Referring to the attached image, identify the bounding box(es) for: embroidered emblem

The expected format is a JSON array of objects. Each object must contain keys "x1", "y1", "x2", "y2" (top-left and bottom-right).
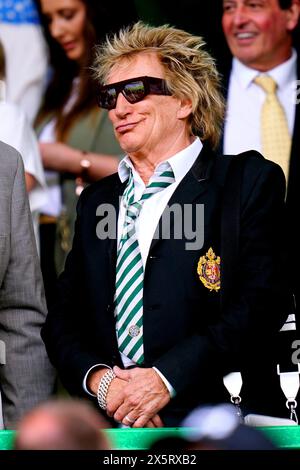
[
  {"x1": 128, "y1": 325, "x2": 141, "y2": 337},
  {"x1": 197, "y1": 247, "x2": 221, "y2": 292}
]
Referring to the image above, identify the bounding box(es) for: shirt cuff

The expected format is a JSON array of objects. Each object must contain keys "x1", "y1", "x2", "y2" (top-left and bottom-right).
[
  {"x1": 83, "y1": 363, "x2": 111, "y2": 397},
  {"x1": 153, "y1": 367, "x2": 176, "y2": 398}
]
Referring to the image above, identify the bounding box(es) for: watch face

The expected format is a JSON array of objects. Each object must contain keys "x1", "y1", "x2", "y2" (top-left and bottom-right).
[{"x1": 81, "y1": 158, "x2": 91, "y2": 169}]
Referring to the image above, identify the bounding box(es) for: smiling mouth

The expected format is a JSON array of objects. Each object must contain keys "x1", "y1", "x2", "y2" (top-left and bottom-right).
[{"x1": 234, "y1": 32, "x2": 257, "y2": 41}]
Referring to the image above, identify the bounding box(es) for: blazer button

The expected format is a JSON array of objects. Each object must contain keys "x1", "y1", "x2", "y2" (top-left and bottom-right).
[{"x1": 106, "y1": 304, "x2": 111, "y2": 311}]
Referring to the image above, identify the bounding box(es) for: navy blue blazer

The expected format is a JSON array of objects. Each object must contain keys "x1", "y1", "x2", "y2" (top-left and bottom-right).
[{"x1": 42, "y1": 146, "x2": 288, "y2": 425}]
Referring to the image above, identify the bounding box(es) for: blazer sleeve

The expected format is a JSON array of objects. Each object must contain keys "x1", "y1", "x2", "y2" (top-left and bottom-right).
[
  {"x1": 153, "y1": 158, "x2": 288, "y2": 395},
  {"x1": 41, "y1": 186, "x2": 111, "y2": 396},
  {"x1": 0, "y1": 148, "x2": 55, "y2": 429}
]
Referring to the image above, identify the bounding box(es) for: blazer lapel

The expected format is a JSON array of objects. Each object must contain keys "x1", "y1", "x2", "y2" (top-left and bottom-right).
[
  {"x1": 105, "y1": 178, "x2": 127, "y2": 301},
  {"x1": 218, "y1": 60, "x2": 231, "y2": 154},
  {"x1": 149, "y1": 145, "x2": 216, "y2": 252}
]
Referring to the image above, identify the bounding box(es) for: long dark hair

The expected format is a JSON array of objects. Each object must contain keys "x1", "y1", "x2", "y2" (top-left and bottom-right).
[{"x1": 35, "y1": 0, "x2": 137, "y2": 139}]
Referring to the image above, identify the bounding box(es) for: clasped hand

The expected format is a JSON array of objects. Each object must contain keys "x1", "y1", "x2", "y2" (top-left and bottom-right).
[{"x1": 105, "y1": 366, "x2": 170, "y2": 428}]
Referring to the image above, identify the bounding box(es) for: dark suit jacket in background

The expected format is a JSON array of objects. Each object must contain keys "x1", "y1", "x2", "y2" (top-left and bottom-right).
[
  {"x1": 220, "y1": 57, "x2": 300, "y2": 330},
  {"x1": 42, "y1": 146, "x2": 289, "y2": 426}
]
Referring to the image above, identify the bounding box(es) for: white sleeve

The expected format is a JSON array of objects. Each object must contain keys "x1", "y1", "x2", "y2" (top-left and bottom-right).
[
  {"x1": 83, "y1": 364, "x2": 111, "y2": 397},
  {"x1": 0, "y1": 102, "x2": 48, "y2": 212},
  {"x1": 0, "y1": 23, "x2": 48, "y2": 124},
  {"x1": 153, "y1": 367, "x2": 176, "y2": 398}
]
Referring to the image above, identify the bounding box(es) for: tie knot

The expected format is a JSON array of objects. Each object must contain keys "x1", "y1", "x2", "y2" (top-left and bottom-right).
[
  {"x1": 122, "y1": 164, "x2": 175, "y2": 220},
  {"x1": 254, "y1": 74, "x2": 277, "y2": 94},
  {"x1": 142, "y1": 166, "x2": 175, "y2": 201}
]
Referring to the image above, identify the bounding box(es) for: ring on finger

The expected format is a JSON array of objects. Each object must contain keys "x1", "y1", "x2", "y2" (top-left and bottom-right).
[{"x1": 124, "y1": 415, "x2": 136, "y2": 424}]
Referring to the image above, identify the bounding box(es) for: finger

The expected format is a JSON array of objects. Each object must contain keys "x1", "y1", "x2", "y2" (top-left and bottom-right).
[
  {"x1": 144, "y1": 419, "x2": 155, "y2": 428},
  {"x1": 151, "y1": 414, "x2": 164, "y2": 427},
  {"x1": 123, "y1": 414, "x2": 137, "y2": 427},
  {"x1": 106, "y1": 395, "x2": 124, "y2": 418},
  {"x1": 113, "y1": 366, "x2": 131, "y2": 381},
  {"x1": 113, "y1": 403, "x2": 133, "y2": 423},
  {"x1": 132, "y1": 414, "x2": 150, "y2": 428}
]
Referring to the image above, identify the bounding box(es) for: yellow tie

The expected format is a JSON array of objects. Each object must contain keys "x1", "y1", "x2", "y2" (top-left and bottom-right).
[{"x1": 254, "y1": 74, "x2": 291, "y2": 182}]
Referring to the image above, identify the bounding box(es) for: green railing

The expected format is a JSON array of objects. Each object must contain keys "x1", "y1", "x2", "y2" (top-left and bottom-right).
[{"x1": 1, "y1": 426, "x2": 300, "y2": 450}]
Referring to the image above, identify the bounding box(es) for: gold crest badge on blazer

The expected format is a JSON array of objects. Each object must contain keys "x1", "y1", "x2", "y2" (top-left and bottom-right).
[{"x1": 197, "y1": 247, "x2": 220, "y2": 292}]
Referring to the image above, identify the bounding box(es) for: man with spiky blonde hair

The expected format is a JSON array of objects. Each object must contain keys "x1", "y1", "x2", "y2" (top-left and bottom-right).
[{"x1": 43, "y1": 22, "x2": 289, "y2": 427}]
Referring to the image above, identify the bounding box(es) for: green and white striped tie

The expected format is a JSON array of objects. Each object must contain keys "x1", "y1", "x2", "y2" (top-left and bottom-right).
[{"x1": 115, "y1": 165, "x2": 175, "y2": 364}]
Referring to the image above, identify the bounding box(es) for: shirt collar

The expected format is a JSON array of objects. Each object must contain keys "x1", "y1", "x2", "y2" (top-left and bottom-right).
[
  {"x1": 118, "y1": 137, "x2": 203, "y2": 184},
  {"x1": 232, "y1": 48, "x2": 297, "y2": 91}
]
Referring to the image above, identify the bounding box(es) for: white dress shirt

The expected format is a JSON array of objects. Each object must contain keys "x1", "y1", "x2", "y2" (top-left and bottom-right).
[
  {"x1": 83, "y1": 137, "x2": 203, "y2": 397},
  {"x1": 223, "y1": 50, "x2": 297, "y2": 156}
]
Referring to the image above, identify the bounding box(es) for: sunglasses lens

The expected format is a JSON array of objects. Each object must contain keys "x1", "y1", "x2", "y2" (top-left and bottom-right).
[
  {"x1": 99, "y1": 88, "x2": 117, "y2": 110},
  {"x1": 123, "y1": 80, "x2": 146, "y2": 103},
  {"x1": 98, "y1": 77, "x2": 168, "y2": 109}
]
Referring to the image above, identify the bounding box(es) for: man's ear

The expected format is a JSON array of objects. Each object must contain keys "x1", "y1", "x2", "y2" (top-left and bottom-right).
[
  {"x1": 177, "y1": 98, "x2": 193, "y2": 120},
  {"x1": 286, "y1": 0, "x2": 300, "y2": 32}
]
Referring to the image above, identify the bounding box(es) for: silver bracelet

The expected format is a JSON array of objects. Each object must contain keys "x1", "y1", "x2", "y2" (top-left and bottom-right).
[{"x1": 97, "y1": 369, "x2": 116, "y2": 410}]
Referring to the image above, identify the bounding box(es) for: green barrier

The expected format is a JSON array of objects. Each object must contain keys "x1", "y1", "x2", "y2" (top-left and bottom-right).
[
  {"x1": 0, "y1": 431, "x2": 15, "y2": 450},
  {"x1": 260, "y1": 426, "x2": 300, "y2": 449},
  {"x1": 1, "y1": 427, "x2": 300, "y2": 450}
]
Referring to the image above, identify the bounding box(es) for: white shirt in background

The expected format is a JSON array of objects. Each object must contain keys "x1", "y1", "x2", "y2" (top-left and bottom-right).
[
  {"x1": 0, "y1": 23, "x2": 48, "y2": 124},
  {"x1": 223, "y1": 50, "x2": 297, "y2": 156}
]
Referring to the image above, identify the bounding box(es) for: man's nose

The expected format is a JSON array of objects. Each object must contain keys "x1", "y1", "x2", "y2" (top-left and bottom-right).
[
  {"x1": 114, "y1": 92, "x2": 132, "y2": 116},
  {"x1": 232, "y1": 5, "x2": 249, "y2": 27}
]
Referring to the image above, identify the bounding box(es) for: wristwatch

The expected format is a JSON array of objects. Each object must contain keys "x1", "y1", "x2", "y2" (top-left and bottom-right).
[{"x1": 80, "y1": 157, "x2": 91, "y2": 177}]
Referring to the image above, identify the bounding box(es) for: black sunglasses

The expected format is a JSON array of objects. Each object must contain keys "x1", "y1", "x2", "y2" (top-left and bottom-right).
[{"x1": 98, "y1": 76, "x2": 172, "y2": 110}]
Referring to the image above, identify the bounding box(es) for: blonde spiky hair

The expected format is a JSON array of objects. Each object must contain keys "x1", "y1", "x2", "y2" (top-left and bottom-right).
[{"x1": 93, "y1": 21, "x2": 225, "y2": 149}]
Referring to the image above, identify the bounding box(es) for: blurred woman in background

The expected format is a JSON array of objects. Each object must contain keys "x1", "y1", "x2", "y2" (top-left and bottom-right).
[{"x1": 35, "y1": 0, "x2": 137, "y2": 306}]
